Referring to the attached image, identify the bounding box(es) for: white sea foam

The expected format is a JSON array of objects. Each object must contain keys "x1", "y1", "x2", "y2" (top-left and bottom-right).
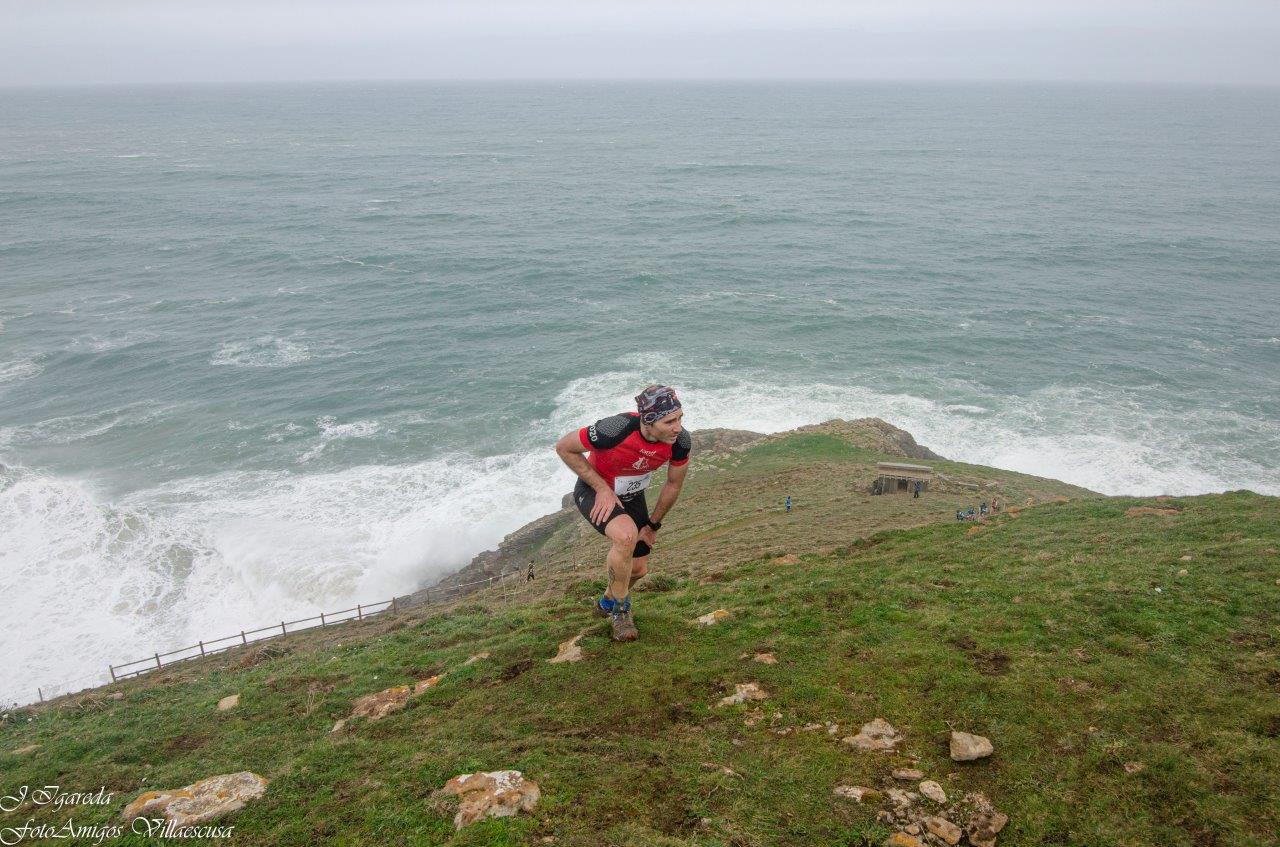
[
  {"x1": 0, "y1": 448, "x2": 571, "y2": 705},
  {"x1": 0, "y1": 358, "x2": 42, "y2": 387},
  {"x1": 297, "y1": 416, "x2": 382, "y2": 463},
  {"x1": 211, "y1": 337, "x2": 311, "y2": 368}
]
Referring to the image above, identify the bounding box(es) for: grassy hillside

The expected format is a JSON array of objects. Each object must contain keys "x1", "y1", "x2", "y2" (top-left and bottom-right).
[{"x1": 3, "y1": 430, "x2": 1278, "y2": 846}]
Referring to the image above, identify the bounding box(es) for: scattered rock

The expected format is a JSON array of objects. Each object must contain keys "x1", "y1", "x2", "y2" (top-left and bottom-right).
[
  {"x1": 350, "y1": 685, "x2": 413, "y2": 721},
  {"x1": 463, "y1": 652, "x2": 490, "y2": 665},
  {"x1": 330, "y1": 719, "x2": 346, "y2": 734},
  {"x1": 892, "y1": 768, "x2": 924, "y2": 781},
  {"x1": 904, "y1": 823, "x2": 921, "y2": 835},
  {"x1": 121, "y1": 772, "x2": 268, "y2": 827},
  {"x1": 717, "y1": 682, "x2": 768, "y2": 707},
  {"x1": 1125, "y1": 507, "x2": 1179, "y2": 518},
  {"x1": 110, "y1": 692, "x2": 125, "y2": 701},
  {"x1": 886, "y1": 787, "x2": 920, "y2": 807},
  {"x1": 753, "y1": 652, "x2": 777, "y2": 664},
  {"x1": 1179, "y1": 555, "x2": 1193, "y2": 561},
  {"x1": 10, "y1": 744, "x2": 40, "y2": 756},
  {"x1": 884, "y1": 833, "x2": 925, "y2": 847},
  {"x1": 919, "y1": 780, "x2": 947, "y2": 804},
  {"x1": 701, "y1": 762, "x2": 741, "y2": 778},
  {"x1": 697, "y1": 609, "x2": 731, "y2": 626},
  {"x1": 1177, "y1": 568, "x2": 1189, "y2": 577},
  {"x1": 843, "y1": 718, "x2": 903, "y2": 751},
  {"x1": 968, "y1": 810, "x2": 1009, "y2": 847},
  {"x1": 1123, "y1": 761, "x2": 1146, "y2": 774},
  {"x1": 548, "y1": 632, "x2": 587, "y2": 664},
  {"x1": 414, "y1": 676, "x2": 443, "y2": 693},
  {"x1": 827, "y1": 722, "x2": 839, "y2": 735},
  {"x1": 924, "y1": 816, "x2": 963, "y2": 845},
  {"x1": 435, "y1": 770, "x2": 540, "y2": 830},
  {"x1": 949, "y1": 731, "x2": 994, "y2": 761},
  {"x1": 773, "y1": 554, "x2": 800, "y2": 565},
  {"x1": 216, "y1": 694, "x2": 239, "y2": 711},
  {"x1": 833, "y1": 785, "x2": 882, "y2": 804},
  {"x1": 1011, "y1": 596, "x2": 1023, "y2": 604}
]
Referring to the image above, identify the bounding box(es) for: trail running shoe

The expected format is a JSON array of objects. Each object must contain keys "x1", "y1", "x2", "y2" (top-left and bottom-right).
[
  {"x1": 611, "y1": 609, "x2": 639, "y2": 642},
  {"x1": 595, "y1": 595, "x2": 630, "y2": 618}
]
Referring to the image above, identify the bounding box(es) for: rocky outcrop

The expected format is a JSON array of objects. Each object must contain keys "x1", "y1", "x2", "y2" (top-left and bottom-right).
[
  {"x1": 435, "y1": 770, "x2": 540, "y2": 829},
  {"x1": 121, "y1": 772, "x2": 268, "y2": 826},
  {"x1": 788, "y1": 418, "x2": 944, "y2": 460}
]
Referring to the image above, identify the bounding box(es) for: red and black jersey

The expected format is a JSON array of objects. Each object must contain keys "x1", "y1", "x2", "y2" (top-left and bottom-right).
[{"x1": 578, "y1": 412, "x2": 691, "y2": 499}]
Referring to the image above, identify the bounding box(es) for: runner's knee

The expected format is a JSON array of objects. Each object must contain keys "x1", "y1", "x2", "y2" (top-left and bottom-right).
[{"x1": 606, "y1": 517, "x2": 638, "y2": 548}]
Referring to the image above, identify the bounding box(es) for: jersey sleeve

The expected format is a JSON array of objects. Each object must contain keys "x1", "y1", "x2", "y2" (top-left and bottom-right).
[
  {"x1": 670, "y1": 429, "x2": 691, "y2": 465},
  {"x1": 578, "y1": 414, "x2": 635, "y2": 450}
]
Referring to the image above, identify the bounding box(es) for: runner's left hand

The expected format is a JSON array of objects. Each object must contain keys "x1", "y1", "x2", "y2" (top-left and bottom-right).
[{"x1": 638, "y1": 525, "x2": 657, "y2": 547}]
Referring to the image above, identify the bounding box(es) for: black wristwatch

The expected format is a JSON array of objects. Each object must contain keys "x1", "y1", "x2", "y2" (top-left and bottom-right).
[{"x1": 648, "y1": 520, "x2": 662, "y2": 531}]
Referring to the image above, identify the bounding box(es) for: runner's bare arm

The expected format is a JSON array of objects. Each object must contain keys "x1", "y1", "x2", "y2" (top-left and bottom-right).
[
  {"x1": 648, "y1": 460, "x2": 688, "y2": 526},
  {"x1": 554, "y1": 431, "x2": 612, "y2": 494}
]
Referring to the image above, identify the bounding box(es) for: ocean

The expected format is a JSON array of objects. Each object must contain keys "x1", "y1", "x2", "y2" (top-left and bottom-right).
[{"x1": 1, "y1": 82, "x2": 1277, "y2": 704}]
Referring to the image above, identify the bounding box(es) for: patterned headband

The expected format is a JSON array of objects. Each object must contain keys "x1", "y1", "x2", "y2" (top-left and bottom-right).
[{"x1": 635, "y1": 385, "x2": 681, "y2": 424}]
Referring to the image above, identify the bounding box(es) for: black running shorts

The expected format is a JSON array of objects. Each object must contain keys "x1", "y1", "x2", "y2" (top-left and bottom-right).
[{"x1": 573, "y1": 479, "x2": 652, "y2": 557}]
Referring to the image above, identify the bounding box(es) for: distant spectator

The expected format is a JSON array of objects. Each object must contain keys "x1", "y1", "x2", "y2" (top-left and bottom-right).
[
  {"x1": 913, "y1": 480, "x2": 922, "y2": 499},
  {"x1": 785, "y1": 495, "x2": 791, "y2": 513},
  {"x1": 992, "y1": 497, "x2": 1001, "y2": 512},
  {"x1": 980, "y1": 502, "x2": 988, "y2": 517},
  {"x1": 956, "y1": 509, "x2": 965, "y2": 522},
  {"x1": 966, "y1": 507, "x2": 976, "y2": 521},
  {"x1": 526, "y1": 561, "x2": 535, "y2": 582}
]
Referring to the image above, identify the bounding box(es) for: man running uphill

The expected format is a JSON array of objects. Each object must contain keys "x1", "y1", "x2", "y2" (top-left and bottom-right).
[{"x1": 554, "y1": 385, "x2": 690, "y2": 642}]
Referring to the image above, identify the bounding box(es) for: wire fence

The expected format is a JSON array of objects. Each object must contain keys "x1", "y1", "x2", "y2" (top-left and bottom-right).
[{"x1": 11, "y1": 562, "x2": 566, "y2": 711}]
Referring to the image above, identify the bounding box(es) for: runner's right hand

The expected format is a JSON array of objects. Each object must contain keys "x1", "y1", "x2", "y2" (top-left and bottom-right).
[{"x1": 591, "y1": 488, "x2": 623, "y2": 524}]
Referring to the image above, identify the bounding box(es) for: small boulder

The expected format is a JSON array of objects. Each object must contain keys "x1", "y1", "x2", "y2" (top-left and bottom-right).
[
  {"x1": 919, "y1": 780, "x2": 947, "y2": 804},
  {"x1": 717, "y1": 682, "x2": 768, "y2": 707},
  {"x1": 752, "y1": 652, "x2": 777, "y2": 664},
  {"x1": 697, "y1": 609, "x2": 731, "y2": 626},
  {"x1": 121, "y1": 772, "x2": 268, "y2": 827},
  {"x1": 833, "y1": 785, "x2": 882, "y2": 804},
  {"x1": 843, "y1": 718, "x2": 902, "y2": 751},
  {"x1": 110, "y1": 692, "x2": 125, "y2": 701},
  {"x1": 435, "y1": 770, "x2": 540, "y2": 830},
  {"x1": 1123, "y1": 761, "x2": 1146, "y2": 774},
  {"x1": 10, "y1": 744, "x2": 40, "y2": 756},
  {"x1": 463, "y1": 652, "x2": 490, "y2": 665},
  {"x1": 950, "y1": 731, "x2": 993, "y2": 761},
  {"x1": 216, "y1": 694, "x2": 239, "y2": 711},
  {"x1": 892, "y1": 768, "x2": 924, "y2": 781},
  {"x1": 884, "y1": 833, "x2": 925, "y2": 847},
  {"x1": 1176, "y1": 568, "x2": 1189, "y2": 577},
  {"x1": 548, "y1": 633, "x2": 586, "y2": 664},
  {"x1": 1179, "y1": 555, "x2": 1193, "y2": 561},
  {"x1": 924, "y1": 816, "x2": 963, "y2": 845}
]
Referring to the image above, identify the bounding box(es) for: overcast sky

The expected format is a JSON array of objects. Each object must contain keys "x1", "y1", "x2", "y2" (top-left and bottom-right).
[{"x1": 3, "y1": 0, "x2": 1279, "y2": 87}]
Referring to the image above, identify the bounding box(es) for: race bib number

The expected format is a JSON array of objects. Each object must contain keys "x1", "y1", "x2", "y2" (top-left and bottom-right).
[{"x1": 613, "y1": 473, "x2": 651, "y2": 497}]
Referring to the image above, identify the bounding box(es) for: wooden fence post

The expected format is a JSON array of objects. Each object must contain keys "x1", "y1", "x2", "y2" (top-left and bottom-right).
[
  {"x1": 320, "y1": 612, "x2": 326, "y2": 627},
  {"x1": 391, "y1": 596, "x2": 398, "y2": 614},
  {"x1": 109, "y1": 665, "x2": 117, "y2": 683},
  {"x1": 198, "y1": 641, "x2": 205, "y2": 657},
  {"x1": 357, "y1": 604, "x2": 363, "y2": 621},
  {"x1": 154, "y1": 653, "x2": 162, "y2": 670},
  {"x1": 281, "y1": 621, "x2": 287, "y2": 636},
  {"x1": 240, "y1": 631, "x2": 247, "y2": 646}
]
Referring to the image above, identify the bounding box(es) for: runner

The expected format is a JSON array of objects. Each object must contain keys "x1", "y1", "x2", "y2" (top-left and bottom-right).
[{"x1": 554, "y1": 385, "x2": 691, "y2": 642}]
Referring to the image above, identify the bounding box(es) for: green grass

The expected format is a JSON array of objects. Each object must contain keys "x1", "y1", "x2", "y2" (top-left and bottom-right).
[{"x1": 3, "y1": 432, "x2": 1278, "y2": 847}]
